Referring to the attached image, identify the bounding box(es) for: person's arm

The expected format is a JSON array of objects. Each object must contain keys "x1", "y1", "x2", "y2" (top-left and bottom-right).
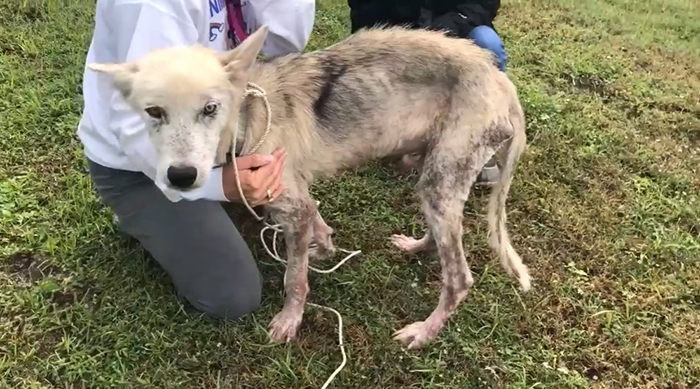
[
  {"x1": 246, "y1": 0, "x2": 316, "y2": 57},
  {"x1": 104, "y1": 0, "x2": 229, "y2": 202},
  {"x1": 429, "y1": 0, "x2": 501, "y2": 38}
]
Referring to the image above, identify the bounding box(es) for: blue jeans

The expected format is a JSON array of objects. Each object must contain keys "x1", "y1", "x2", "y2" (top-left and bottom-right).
[{"x1": 468, "y1": 25, "x2": 507, "y2": 73}]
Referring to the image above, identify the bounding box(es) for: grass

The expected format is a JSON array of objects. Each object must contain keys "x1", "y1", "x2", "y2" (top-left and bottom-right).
[{"x1": 1, "y1": 0, "x2": 699, "y2": 387}]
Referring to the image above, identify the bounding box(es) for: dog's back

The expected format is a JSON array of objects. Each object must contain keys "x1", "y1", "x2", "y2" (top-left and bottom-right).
[
  {"x1": 252, "y1": 27, "x2": 517, "y2": 173},
  {"x1": 315, "y1": 27, "x2": 504, "y2": 145}
]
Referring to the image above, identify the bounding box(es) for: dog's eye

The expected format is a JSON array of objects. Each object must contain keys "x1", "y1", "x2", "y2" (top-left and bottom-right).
[
  {"x1": 145, "y1": 106, "x2": 165, "y2": 120},
  {"x1": 202, "y1": 102, "x2": 218, "y2": 116}
]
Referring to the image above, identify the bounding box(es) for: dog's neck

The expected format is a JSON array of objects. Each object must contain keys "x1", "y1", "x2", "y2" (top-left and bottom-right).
[
  {"x1": 222, "y1": 61, "x2": 285, "y2": 159},
  {"x1": 234, "y1": 100, "x2": 249, "y2": 155},
  {"x1": 217, "y1": 55, "x2": 332, "y2": 181},
  {"x1": 214, "y1": 91, "x2": 257, "y2": 164}
]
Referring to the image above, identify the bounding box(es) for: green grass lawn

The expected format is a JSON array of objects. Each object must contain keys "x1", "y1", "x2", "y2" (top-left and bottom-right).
[{"x1": 1, "y1": 0, "x2": 699, "y2": 388}]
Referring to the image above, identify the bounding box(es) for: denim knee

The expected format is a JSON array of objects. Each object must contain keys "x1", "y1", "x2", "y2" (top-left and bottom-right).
[{"x1": 468, "y1": 25, "x2": 507, "y2": 72}]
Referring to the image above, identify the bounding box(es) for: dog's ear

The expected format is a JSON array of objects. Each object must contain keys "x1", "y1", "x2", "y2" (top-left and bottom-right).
[
  {"x1": 218, "y1": 25, "x2": 269, "y2": 81},
  {"x1": 88, "y1": 62, "x2": 139, "y2": 98}
]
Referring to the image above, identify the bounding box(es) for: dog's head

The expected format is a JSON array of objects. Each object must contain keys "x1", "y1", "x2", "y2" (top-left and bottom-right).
[{"x1": 89, "y1": 26, "x2": 269, "y2": 191}]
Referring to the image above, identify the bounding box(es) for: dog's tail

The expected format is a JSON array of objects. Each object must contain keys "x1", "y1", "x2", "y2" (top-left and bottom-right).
[{"x1": 486, "y1": 98, "x2": 531, "y2": 292}]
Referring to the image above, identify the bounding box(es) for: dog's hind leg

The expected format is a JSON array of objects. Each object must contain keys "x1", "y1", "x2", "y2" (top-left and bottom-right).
[
  {"x1": 309, "y1": 211, "x2": 336, "y2": 261},
  {"x1": 266, "y1": 192, "x2": 317, "y2": 343},
  {"x1": 397, "y1": 152, "x2": 425, "y2": 175},
  {"x1": 393, "y1": 126, "x2": 506, "y2": 350}
]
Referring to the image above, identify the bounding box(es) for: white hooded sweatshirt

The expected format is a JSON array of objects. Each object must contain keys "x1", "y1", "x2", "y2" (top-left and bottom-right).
[{"x1": 77, "y1": 0, "x2": 315, "y2": 202}]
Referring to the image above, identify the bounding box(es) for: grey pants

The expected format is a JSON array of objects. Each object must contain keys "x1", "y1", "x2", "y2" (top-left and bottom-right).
[{"x1": 87, "y1": 159, "x2": 262, "y2": 321}]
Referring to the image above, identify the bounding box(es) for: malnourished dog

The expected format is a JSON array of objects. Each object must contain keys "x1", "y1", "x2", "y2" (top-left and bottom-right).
[{"x1": 89, "y1": 25, "x2": 531, "y2": 349}]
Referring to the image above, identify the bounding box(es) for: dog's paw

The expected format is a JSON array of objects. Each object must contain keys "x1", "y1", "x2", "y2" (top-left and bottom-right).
[
  {"x1": 268, "y1": 309, "x2": 303, "y2": 344},
  {"x1": 390, "y1": 234, "x2": 427, "y2": 254},
  {"x1": 393, "y1": 321, "x2": 438, "y2": 350}
]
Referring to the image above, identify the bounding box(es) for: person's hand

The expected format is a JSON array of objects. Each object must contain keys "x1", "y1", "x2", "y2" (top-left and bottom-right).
[{"x1": 222, "y1": 147, "x2": 287, "y2": 206}]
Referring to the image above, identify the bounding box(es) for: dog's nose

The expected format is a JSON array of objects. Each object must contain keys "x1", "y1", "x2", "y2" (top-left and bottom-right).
[{"x1": 167, "y1": 165, "x2": 198, "y2": 188}]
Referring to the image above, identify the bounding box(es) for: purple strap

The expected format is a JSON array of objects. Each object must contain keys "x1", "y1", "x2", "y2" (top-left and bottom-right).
[{"x1": 225, "y1": 0, "x2": 249, "y2": 48}]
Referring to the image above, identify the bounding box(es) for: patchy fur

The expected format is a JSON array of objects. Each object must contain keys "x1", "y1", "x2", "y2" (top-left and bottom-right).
[{"x1": 89, "y1": 25, "x2": 531, "y2": 349}]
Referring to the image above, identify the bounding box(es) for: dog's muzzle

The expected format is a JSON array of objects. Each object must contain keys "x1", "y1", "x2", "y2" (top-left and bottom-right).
[{"x1": 167, "y1": 165, "x2": 198, "y2": 189}]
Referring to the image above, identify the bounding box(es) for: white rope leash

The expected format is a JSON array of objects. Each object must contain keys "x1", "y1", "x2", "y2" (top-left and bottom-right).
[
  {"x1": 232, "y1": 83, "x2": 360, "y2": 389},
  {"x1": 231, "y1": 82, "x2": 272, "y2": 223},
  {"x1": 259, "y1": 222, "x2": 362, "y2": 274},
  {"x1": 259, "y1": 221, "x2": 359, "y2": 389}
]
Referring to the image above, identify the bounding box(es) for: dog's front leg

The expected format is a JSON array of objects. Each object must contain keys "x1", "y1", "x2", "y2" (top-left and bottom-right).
[{"x1": 267, "y1": 197, "x2": 316, "y2": 343}]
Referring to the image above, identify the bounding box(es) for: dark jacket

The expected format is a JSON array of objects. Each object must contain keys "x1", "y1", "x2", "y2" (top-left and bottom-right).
[{"x1": 348, "y1": 0, "x2": 501, "y2": 38}]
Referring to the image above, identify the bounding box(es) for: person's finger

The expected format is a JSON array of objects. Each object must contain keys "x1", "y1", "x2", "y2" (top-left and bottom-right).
[
  {"x1": 247, "y1": 155, "x2": 284, "y2": 199},
  {"x1": 268, "y1": 156, "x2": 287, "y2": 194},
  {"x1": 260, "y1": 173, "x2": 283, "y2": 199},
  {"x1": 235, "y1": 153, "x2": 275, "y2": 171},
  {"x1": 250, "y1": 184, "x2": 274, "y2": 206},
  {"x1": 251, "y1": 180, "x2": 284, "y2": 206},
  {"x1": 254, "y1": 177, "x2": 282, "y2": 206},
  {"x1": 257, "y1": 152, "x2": 286, "y2": 190},
  {"x1": 222, "y1": 163, "x2": 251, "y2": 201},
  {"x1": 237, "y1": 148, "x2": 286, "y2": 206},
  {"x1": 270, "y1": 147, "x2": 285, "y2": 160},
  {"x1": 251, "y1": 175, "x2": 283, "y2": 206},
  {"x1": 239, "y1": 147, "x2": 285, "y2": 171},
  {"x1": 268, "y1": 182, "x2": 286, "y2": 202},
  {"x1": 250, "y1": 165, "x2": 280, "y2": 204}
]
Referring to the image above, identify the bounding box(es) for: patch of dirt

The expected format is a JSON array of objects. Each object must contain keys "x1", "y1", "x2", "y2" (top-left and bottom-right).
[
  {"x1": 583, "y1": 365, "x2": 603, "y2": 381},
  {"x1": 635, "y1": 58, "x2": 652, "y2": 70},
  {"x1": 295, "y1": 308, "x2": 339, "y2": 350},
  {"x1": 563, "y1": 72, "x2": 623, "y2": 101},
  {"x1": 677, "y1": 122, "x2": 700, "y2": 146},
  {"x1": 636, "y1": 46, "x2": 700, "y2": 82},
  {"x1": 50, "y1": 290, "x2": 78, "y2": 308},
  {"x1": 50, "y1": 280, "x2": 102, "y2": 309},
  {"x1": 3, "y1": 251, "x2": 101, "y2": 309},
  {"x1": 36, "y1": 329, "x2": 63, "y2": 359},
  {"x1": 4, "y1": 251, "x2": 59, "y2": 282},
  {"x1": 654, "y1": 102, "x2": 689, "y2": 115},
  {"x1": 30, "y1": 155, "x2": 75, "y2": 177},
  {"x1": 346, "y1": 324, "x2": 373, "y2": 365},
  {"x1": 620, "y1": 91, "x2": 700, "y2": 123},
  {"x1": 0, "y1": 42, "x2": 21, "y2": 56},
  {"x1": 621, "y1": 101, "x2": 644, "y2": 119}
]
